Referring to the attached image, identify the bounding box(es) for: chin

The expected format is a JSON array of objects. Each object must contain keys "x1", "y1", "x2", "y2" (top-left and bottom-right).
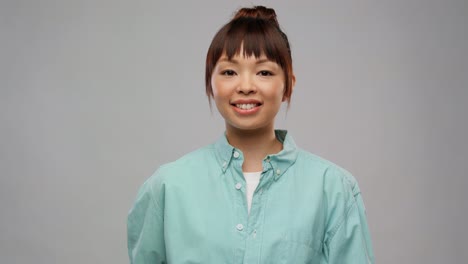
[{"x1": 227, "y1": 121, "x2": 273, "y2": 132}]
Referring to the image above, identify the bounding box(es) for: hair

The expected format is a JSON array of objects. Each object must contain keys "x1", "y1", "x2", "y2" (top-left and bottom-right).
[{"x1": 205, "y1": 6, "x2": 294, "y2": 106}]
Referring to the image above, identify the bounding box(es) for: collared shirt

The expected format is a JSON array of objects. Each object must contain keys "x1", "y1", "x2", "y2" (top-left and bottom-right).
[{"x1": 127, "y1": 130, "x2": 374, "y2": 264}]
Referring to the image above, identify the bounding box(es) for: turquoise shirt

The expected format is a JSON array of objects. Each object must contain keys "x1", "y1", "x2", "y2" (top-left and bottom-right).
[{"x1": 127, "y1": 130, "x2": 374, "y2": 263}]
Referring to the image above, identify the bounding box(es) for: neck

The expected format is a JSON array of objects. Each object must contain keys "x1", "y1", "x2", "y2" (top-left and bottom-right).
[{"x1": 225, "y1": 125, "x2": 283, "y2": 172}]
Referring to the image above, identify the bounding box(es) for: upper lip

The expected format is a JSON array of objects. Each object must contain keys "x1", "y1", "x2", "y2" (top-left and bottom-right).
[{"x1": 231, "y1": 99, "x2": 262, "y2": 105}]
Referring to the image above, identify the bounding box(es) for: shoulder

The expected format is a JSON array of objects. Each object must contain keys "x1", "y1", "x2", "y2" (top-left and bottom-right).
[
  {"x1": 295, "y1": 148, "x2": 360, "y2": 196},
  {"x1": 161, "y1": 144, "x2": 215, "y2": 172},
  {"x1": 144, "y1": 143, "x2": 218, "y2": 188}
]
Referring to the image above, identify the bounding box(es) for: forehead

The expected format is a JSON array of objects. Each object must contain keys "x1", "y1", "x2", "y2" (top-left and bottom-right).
[
  {"x1": 219, "y1": 53, "x2": 268, "y2": 62},
  {"x1": 218, "y1": 46, "x2": 277, "y2": 64},
  {"x1": 222, "y1": 37, "x2": 284, "y2": 63},
  {"x1": 224, "y1": 42, "x2": 265, "y2": 58},
  {"x1": 216, "y1": 56, "x2": 281, "y2": 70}
]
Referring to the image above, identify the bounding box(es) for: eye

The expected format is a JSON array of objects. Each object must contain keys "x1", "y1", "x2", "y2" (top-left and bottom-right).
[
  {"x1": 258, "y1": 70, "x2": 274, "y2": 76},
  {"x1": 221, "y1": 70, "x2": 236, "y2": 76}
]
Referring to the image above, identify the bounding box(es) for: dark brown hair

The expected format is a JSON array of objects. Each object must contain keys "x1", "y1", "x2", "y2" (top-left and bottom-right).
[{"x1": 205, "y1": 6, "x2": 294, "y2": 105}]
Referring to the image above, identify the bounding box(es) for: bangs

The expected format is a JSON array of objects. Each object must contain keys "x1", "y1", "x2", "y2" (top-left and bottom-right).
[{"x1": 213, "y1": 18, "x2": 290, "y2": 68}]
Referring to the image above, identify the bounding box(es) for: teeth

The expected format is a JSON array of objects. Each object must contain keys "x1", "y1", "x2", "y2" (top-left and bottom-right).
[{"x1": 236, "y1": 103, "x2": 257, "y2": 110}]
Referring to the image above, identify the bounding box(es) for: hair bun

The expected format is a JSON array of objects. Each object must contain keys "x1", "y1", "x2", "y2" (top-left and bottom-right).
[{"x1": 232, "y1": 6, "x2": 279, "y2": 27}]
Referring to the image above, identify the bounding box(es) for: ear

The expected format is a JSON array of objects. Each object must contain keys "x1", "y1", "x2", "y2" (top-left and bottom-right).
[{"x1": 282, "y1": 74, "x2": 296, "y2": 102}]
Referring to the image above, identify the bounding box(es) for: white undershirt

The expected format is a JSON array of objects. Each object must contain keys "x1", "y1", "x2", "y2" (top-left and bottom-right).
[{"x1": 243, "y1": 171, "x2": 262, "y2": 214}]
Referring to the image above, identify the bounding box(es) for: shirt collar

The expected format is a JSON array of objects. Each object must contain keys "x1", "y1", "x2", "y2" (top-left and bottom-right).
[{"x1": 214, "y1": 129, "x2": 298, "y2": 180}]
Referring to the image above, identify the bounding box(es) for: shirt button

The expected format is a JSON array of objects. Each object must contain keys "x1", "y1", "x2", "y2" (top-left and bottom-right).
[
  {"x1": 258, "y1": 188, "x2": 263, "y2": 194},
  {"x1": 276, "y1": 169, "x2": 281, "y2": 175},
  {"x1": 233, "y1": 151, "x2": 240, "y2": 158},
  {"x1": 235, "y1": 183, "x2": 242, "y2": 190},
  {"x1": 236, "y1": 224, "x2": 244, "y2": 231},
  {"x1": 265, "y1": 156, "x2": 270, "y2": 162},
  {"x1": 222, "y1": 161, "x2": 227, "y2": 168}
]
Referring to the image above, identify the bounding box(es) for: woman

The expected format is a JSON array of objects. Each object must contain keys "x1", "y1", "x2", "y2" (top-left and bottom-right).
[{"x1": 127, "y1": 6, "x2": 374, "y2": 264}]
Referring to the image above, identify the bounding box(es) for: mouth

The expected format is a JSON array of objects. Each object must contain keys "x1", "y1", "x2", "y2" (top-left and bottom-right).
[
  {"x1": 233, "y1": 103, "x2": 262, "y2": 110},
  {"x1": 230, "y1": 101, "x2": 262, "y2": 115}
]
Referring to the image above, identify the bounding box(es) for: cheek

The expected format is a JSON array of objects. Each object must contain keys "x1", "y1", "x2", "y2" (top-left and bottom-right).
[
  {"x1": 271, "y1": 84, "x2": 286, "y2": 101},
  {"x1": 210, "y1": 78, "x2": 217, "y2": 96},
  {"x1": 211, "y1": 86, "x2": 222, "y2": 101},
  {"x1": 211, "y1": 78, "x2": 231, "y2": 100},
  {"x1": 211, "y1": 77, "x2": 222, "y2": 97}
]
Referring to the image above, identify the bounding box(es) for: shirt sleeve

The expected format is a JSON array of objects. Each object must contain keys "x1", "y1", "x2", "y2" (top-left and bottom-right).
[
  {"x1": 127, "y1": 177, "x2": 166, "y2": 264},
  {"x1": 323, "y1": 167, "x2": 375, "y2": 264}
]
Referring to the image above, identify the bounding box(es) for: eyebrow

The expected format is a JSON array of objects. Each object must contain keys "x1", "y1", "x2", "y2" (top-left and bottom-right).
[{"x1": 218, "y1": 57, "x2": 273, "y2": 65}]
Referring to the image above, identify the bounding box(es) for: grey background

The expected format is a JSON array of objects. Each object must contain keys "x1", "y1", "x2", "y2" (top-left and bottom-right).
[{"x1": 1, "y1": 0, "x2": 467, "y2": 263}]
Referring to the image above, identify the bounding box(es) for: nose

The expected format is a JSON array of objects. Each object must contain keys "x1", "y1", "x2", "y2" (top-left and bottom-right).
[{"x1": 237, "y1": 74, "x2": 256, "y2": 95}]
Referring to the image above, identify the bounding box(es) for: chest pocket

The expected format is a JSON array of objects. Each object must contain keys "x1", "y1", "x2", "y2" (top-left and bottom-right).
[{"x1": 277, "y1": 233, "x2": 323, "y2": 264}]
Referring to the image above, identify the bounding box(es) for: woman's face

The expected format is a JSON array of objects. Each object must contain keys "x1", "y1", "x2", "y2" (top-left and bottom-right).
[{"x1": 211, "y1": 50, "x2": 287, "y2": 133}]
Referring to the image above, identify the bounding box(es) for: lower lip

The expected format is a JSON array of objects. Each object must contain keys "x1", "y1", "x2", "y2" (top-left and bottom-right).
[{"x1": 232, "y1": 105, "x2": 261, "y2": 115}]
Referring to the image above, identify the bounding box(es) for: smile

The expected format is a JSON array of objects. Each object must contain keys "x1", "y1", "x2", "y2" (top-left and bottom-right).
[
  {"x1": 235, "y1": 103, "x2": 259, "y2": 110},
  {"x1": 231, "y1": 102, "x2": 262, "y2": 115}
]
